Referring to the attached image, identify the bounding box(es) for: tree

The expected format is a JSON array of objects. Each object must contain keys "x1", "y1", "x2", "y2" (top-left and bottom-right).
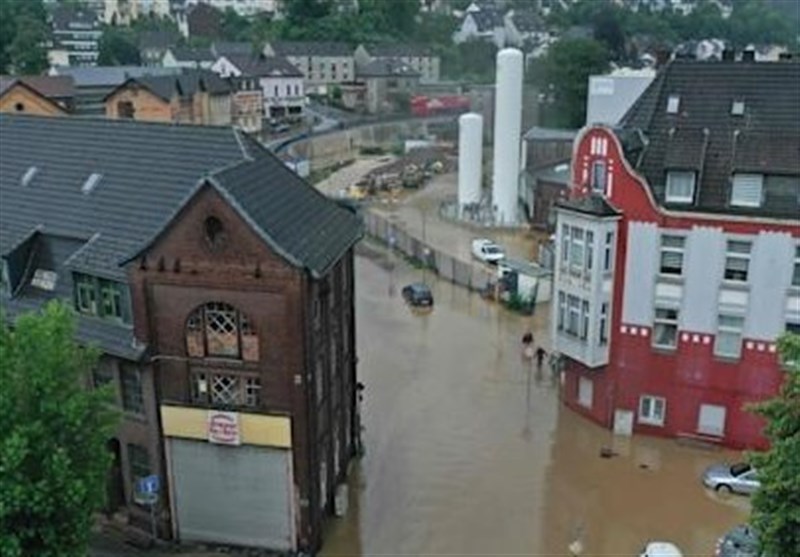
[
  {"x1": 98, "y1": 26, "x2": 141, "y2": 66},
  {"x1": 593, "y1": 5, "x2": 627, "y2": 61},
  {"x1": 0, "y1": 302, "x2": 118, "y2": 557},
  {"x1": 533, "y1": 38, "x2": 610, "y2": 128},
  {"x1": 748, "y1": 332, "x2": 800, "y2": 557},
  {"x1": 0, "y1": 0, "x2": 48, "y2": 74}
]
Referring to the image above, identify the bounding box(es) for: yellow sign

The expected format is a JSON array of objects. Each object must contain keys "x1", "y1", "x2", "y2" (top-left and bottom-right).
[{"x1": 160, "y1": 405, "x2": 292, "y2": 449}]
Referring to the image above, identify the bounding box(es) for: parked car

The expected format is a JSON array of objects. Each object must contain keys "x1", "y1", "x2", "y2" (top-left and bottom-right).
[
  {"x1": 471, "y1": 238, "x2": 505, "y2": 264},
  {"x1": 714, "y1": 524, "x2": 762, "y2": 557},
  {"x1": 702, "y1": 462, "x2": 760, "y2": 495},
  {"x1": 640, "y1": 541, "x2": 684, "y2": 557},
  {"x1": 401, "y1": 283, "x2": 433, "y2": 307}
]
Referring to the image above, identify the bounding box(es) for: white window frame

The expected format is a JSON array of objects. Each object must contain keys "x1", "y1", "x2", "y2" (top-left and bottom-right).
[
  {"x1": 714, "y1": 314, "x2": 745, "y2": 359},
  {"x1": 665, "y1": 171, "x2": 696, "y2": 204},
  {"x1": 659, "y1": 234, "x2": 685, "y2": 276},
  {"x1": 666, "y1": 94, "x2": 680, "y2": 114},
  {"x1": 639, "y1": 395, "x2": 666, "y2": 426},
  {"x1": 581, "y1": 300, "x2": 590, "y2": 340},
  {"x1": 590, "y1": 160, "x2": 606, "y2": 193},
  {"x1": 603, "y1": 231, "x2": 614, "y2": 272},
  {"x1": 730, "y1": 173, "x2": 764, "y2": 208},
  {"x1": 652, "y1": 306, "x2": 679, "y2": 349},
  {"x1": 723, "y1": 240, "x2": 751, "y2": 282},
  {"x1": 561, "y1": 224, "x2": 570, "y2": 264},
  {"x1": 792, "y1": 245, "x2": 800, "y2": 288},
  {"x1": 557, "y1": 291, "x2": 566, "y2": 330},
  {"x1": 585, "y1": 230, "x2": 594, "y2": 272},
  {"x1": 599, "y1": 302, "x2": 609, "y2": 345},
  {"x1": 697, "y1": 404, "x2": 726, "y2": 437},
  {"x1": 569, "y1": 227, "x2": 584, "y2": 269},
  {"x1": 566, "y1": 294, "x2": 581, "y2": 337}
]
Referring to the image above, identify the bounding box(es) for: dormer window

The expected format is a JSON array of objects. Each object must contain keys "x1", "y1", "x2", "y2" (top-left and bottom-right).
[
  {"x1": 74, "y1": 273, "x2": 131, "y2": 324},
  {"x1": 731, "y1": 99, "x2": 745, "y2": 116},
  {"x1": 730, "y1": 173, "x2": 763, "y2": 207},
  {"x1": 666, "y1": 94, "x2": 680, "y2": 114},
  {"x1": 665, "y1": 171, "x2": 695, "y2": 203}
]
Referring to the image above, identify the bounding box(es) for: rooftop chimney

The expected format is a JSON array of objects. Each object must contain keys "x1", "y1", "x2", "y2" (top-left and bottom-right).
[{"x1": 741, "y1": 50, "x2": 756, "y2": 62}]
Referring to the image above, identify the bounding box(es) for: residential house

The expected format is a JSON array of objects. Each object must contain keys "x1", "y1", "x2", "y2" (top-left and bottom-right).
[
  {"x1": 185, "y1": 2, "x2": 223, "y2": 39},
  {"x1": 355, "y1": 43, "x2": 440, "y2": 84},
  {"x1": 0, "y1": 113, "x2": 362, "y2": 552},
  {"x1": 184, "y1": 0, "x2": 279, "y2": 16},
  {"x1": 104, "y1": 70, "x2": 232, "y2": 125},
  {"x1": 551, "y1": 59, "x2": 800, "y2": 450},
  {"x1": 0, "y1": 75, "x2": 76, "y2": 115},
  {"x1": 104, "y1": 0, "x2": 171, "y2": 25},
  {"x1": 263, "y1": 41, "x2": 355, "y2": 95},
  {"x1": 138, "y1": 30, "x2": 180, "y2": 67},
  {"x1": 452, "y1": 8, "x2": 506, "y2": 47},
  {"x1": 356, "y1": 60, "x2": 420, "y2": 114},
  {"x1": 162, "y1": 47, "x2": 217, "y2": 69},
  {"x1": 49, "y1": 5, "x2": 103, "y2": 67},
  {"x1": 504, "y1": 10, "x2": 549, "y2": 48},
  {"x1": 212, "y1": 54, "x2": 304, "y2": 123},
  {"x1": 50, "y1": 65, "x2": 183, "y2": 115},
  {"x1": 585, "y1": 67, "x2": 655, "y2": 126}
]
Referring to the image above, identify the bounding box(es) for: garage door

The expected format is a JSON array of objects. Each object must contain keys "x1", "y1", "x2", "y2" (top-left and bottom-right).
[{"x1": 168, "y1": 439, "x2": 294, "y2": 550}]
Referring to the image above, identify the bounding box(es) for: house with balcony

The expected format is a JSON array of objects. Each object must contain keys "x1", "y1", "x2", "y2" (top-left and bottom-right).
[
  {"x1": 48, "y1": 5, "x2": 103, "y2": 67},
  {"x1": 212, "y1": 53, "x2": 304, "y2": 124},
  {"x1": 551, "y1": 58, "x2": 800, "y2": 450},
  {"x1": 0, "y1": 113, "x2": 362, "y2": 552}
]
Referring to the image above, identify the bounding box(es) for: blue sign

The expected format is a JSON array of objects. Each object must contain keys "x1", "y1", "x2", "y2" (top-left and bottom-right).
[{"x1": 138, "y1": 475, "x2": 160, "y2": 495}]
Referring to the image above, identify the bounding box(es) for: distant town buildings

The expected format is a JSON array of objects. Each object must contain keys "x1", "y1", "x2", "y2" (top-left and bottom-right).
[
  {"x1": 263, "y1": 41, "x2": 355, "y2": 95},
  {"x1": 103, "y1": 0, "x2": 171, "y2": 25},
  {"x1": 551, "y1": 57, "x2": 800, "y2": 450},
  {"x1": 184, "y1": 0, "x2": 279, "y2": 17},
  {"x1": 355, "y1": 43, "x2": 441, "y2": 84},
  {"x1": 48, "y1": 5, "x2": 103, "y2": 68}
]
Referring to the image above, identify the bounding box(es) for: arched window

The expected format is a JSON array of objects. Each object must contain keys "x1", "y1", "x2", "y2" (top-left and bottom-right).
[{"x1": 185, "y1": 302, "x2": 259, "y2": 361}]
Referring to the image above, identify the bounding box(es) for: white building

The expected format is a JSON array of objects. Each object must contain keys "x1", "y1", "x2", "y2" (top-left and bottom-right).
[
  {"x1": 50, "y1": 6, "x2": 103, "y2": 67},
  {"x1": 585, "y1": 67, "x2": 655, "y2": 127},
  {"x1": 103, "y1": 0, "x2": 170, "y2": 25},
  {"x1": 184, "y1": 0, "x2": 279, "y2": 17}
]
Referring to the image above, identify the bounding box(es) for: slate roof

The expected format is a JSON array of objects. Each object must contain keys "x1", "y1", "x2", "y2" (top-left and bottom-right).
[
  {"x1": 269, "y1": 41, "x2": 353, "y2": 57},
  {"x1": 0, "y1": 75, "x2": 76, "y2": 100},
  {"x1": 617, "y1": 59, "x2": 800, "y2": 219},
  {"x1": 510, "y1": 10, "x2": 543, "y2": 33},
  {"x1": 0, "y1": 115, "x2": 362, "y2": 357},
  {"x1": 556, "y1": 194, "x2": 620, "y2": 218},
  {"x1": 139, "y1": 30, "x2": 179, "y2": 51},
  {"x1": 211, "y1": 41, "x2": 255, "y2": 58},
  {"x1": 167, "y1": 47, "x2": 216, "y2": 63},
  {"x1": 51, "y1": 5, "x2": 100, "y2": 31},
  {"x1": 357, "y1": 60, "x2": 421, "y2": 78},
  {"x1": 362, "y1": 43, "x2": 435, "y2": 58},
  {"x1": 467, "y1": 10, "x2": 504, "y2": 32},
  {"x1": 51, "y1": 66, "x2": 182, "y2": 88},
  {"x1": 107, "y1": 70, "x2": 230, "y2": 101},
  {"x1": 224, "y1": 55, "x2": 303, "y2": 78}
]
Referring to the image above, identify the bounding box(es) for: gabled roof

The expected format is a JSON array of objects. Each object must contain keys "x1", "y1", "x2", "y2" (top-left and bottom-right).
[
  {"x1": 51, "y1": 5, "x2": 100, "y2": 31},
  {"x1": 0, "y1": 75, "x2": 75, "y2": 100},
  {"x1": 106, "y1": 70, "x2": 230, "y2": 101},
  {"x1": 51, "y1": 66, "x2": 183, "y2": 88},
  {"x1": 211, "y1": 41, "x2": 256, "y2": 58},
  {"x1": 361, "y1": 43, "x2": 435, "y2": 58},
  {"x1": 167, "y1": 47, "x2": 216, "y2": 63},
  {"x1": 0, "y1": 80, "x2": 68, "y2": 114},
  {"x1": 556, "y1": 194, "x2": 620, "y2": 218},
  {"x1": 269, "y1": 41, "x2": 353, "y2": 57},
  {"x1": 467, "y1": 9, "x2": 505, "y2": 32},
  {"x1": 0, "y1": 115, "x2": 361, "y2": 356},
  {"x1": 357, "y1": 60, "x2": 421, "y2": 78},
  {"x1": 617, "y1": 59, "x2": 800, "y2": 219},
  {"x1": 223, "y1": 54, "x2": 303, "y2": 78}
]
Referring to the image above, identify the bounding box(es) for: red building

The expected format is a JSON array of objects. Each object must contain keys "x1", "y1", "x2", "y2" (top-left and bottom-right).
[{"x1": 551, "y1": 59, "x2": 800, "y2": 450}]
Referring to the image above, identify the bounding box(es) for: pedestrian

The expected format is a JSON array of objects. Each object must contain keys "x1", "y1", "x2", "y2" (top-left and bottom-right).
[
  {"x1": 522, "y1": 331, "x2": 534, "y2": 359},
  {"x1": 535, "y1": 346, "x2": 547, "y2": 370}
]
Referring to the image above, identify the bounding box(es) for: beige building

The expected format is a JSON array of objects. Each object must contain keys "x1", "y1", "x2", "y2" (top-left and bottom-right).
[
  {"x1": 262, "y1": 41, "x2": 354, "y2": 95},
  {"x1": 0, "y1": 76, "x2": 75, "y2": 115},
  {"x1": 355, "y1": 43, "x2": 440, "y2": 84},
  {"x1": 357, "y1": 60, "x2": 420, "y2": 114},
  {"x1": 104, "y1": 70, "x2": 231, "y2": 126}
]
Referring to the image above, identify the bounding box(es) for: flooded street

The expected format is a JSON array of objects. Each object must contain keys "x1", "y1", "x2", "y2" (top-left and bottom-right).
[{"x1": 321, "y1": 248, "x2": 749, "y2": 557}]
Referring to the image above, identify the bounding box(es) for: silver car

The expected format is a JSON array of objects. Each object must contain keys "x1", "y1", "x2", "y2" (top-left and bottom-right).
[{"x1": 702, "y1": 462, "x2": 760, "y2": 495}]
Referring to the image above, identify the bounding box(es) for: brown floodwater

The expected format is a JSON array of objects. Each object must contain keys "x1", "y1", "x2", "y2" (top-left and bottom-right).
[{"x1": 321, "y1": 250, "x2": 749, "y2": 557}]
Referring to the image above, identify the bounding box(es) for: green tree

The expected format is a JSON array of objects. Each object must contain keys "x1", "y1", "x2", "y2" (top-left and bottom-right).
[
  {"x1": 5, "y1": 14, "x2": 49, "y2": 74},
  {"x1": 748, "y1": 333, "x2": 800, "y2": 557},
  {"x1": 98, "y1": 26, "x2": 141, "y2": 66},
  {"x1": 0, "y1": 302, "x2": 118, "y2": 557},
  {"x1": 533, "y1": 38, "x2": 610, "y2": 128},
  {"x1": 220, "y1": 7, "x2": 252, "y2": 41},
  {"x1": 284, "y1": 0, "x2": 332, "y2": 27}
]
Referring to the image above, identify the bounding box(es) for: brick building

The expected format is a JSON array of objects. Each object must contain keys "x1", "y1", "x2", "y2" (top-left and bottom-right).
[
  {"x1": 0, "y1": 76, "x2": 76, "y2": 116},
  {"x1": 0, "y1": 114, "x2": 362, "y2": 552},
  {"x1": 551, "y1": 59, "x2": 800, "y2": 450}
]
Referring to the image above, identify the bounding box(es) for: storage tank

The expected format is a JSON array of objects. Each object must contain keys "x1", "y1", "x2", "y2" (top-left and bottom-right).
[
  {"x1": 458, "y1": 113, "x2": 483, "y2": 215},
  {"x1": 491, "y1": 48, "x2": 524, "y2": 225}
]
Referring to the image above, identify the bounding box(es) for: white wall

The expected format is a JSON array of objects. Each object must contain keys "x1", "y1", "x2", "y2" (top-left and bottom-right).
[{"x1": 586, "y1": 71, "x2": 655, "y2": 126}]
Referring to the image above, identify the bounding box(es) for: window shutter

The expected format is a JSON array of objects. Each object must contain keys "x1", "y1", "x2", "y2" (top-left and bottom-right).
[{"x1": 731, "y1": 174, "x2": 763, "y2": 207}]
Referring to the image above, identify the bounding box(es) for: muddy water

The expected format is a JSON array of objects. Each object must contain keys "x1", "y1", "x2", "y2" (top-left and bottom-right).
[{"x1": 322, "y1": 252, "x2": 748, "y2": 556}]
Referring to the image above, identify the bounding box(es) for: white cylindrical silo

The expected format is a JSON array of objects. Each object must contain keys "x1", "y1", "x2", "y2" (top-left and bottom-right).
[
  {"x1": 491, "y1": 48, "x2": 524, "y2": 225},
  {"x1": 458, "y1": 112, "x2": 483, "y2": 215}
]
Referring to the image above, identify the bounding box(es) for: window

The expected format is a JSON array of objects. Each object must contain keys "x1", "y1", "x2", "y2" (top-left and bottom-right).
[
  {"x1": 31, "y1": 269, "x2": 57, "y2": 291},
  {"x1": 569, "y1": 228, "x2": 584, "y2": 268},
  {"x1": 185, "y1": 302, "x2": 258, "y2": 361},
  {"x1": 603, "y1": 232, "x2": 614, "y2": 272},
  {"x1": 294, "y1": 84, "x2": 299, "y2": 96},
  {"x1": 585, "y1": 231, "x2": 594, "y2": 271},
  {"x1": 715, "y1": 314, "x2": 744, "y2": 358},
  {"x1": 0, "y1": 258, "x2": 9, "y2": 294},
  {"x1": 127, "y1": 444, "x2": 150, "y2": 485},
  {"x1": 666, "y1": 94, "x2": 680, "y2": 114},
  {"x1": 560, "y1": 224, "x2": 570, "y2": 263},
  {"x1": 557, "y1": 291, "x2": 566, "y2": 330},
  {"x1": 581, "y1": 300, "x2": 590, "y2": 339},
  {"x1": 793, "y1": 246, "x2": 800, "y2": 287},
  {"x1": 14, "y1": 102, "x2": 24, "y2": 112},
  {"x1": 653, "y1": 307, "x2": 679, "y2": 349},
  {"x1": 92, "y1": 365, "x2": 114, "y2": 390},
  {"x1": 73, "y1": 274, "x2": 131, "y2": 324},
  {"x1": 639, "y1": 395, "x2": 666, "y2": 426},
  {"x1": 191, "y1": 372, "x2": 261, "y2": 408},
  {"x1": 566, "y1": 295, "x2": 581, "y2": 336},
  {"x1": 590, "y1": 160, "x2": 606, "y2": 193},
  {"x1": 665, "y1": 171, "x2": 695, "y2": 203},
  {"x1": 120, "y1": 364, "x2": 144, "y2": 415},
  {"x1": 698, "y1": 404, "x2": 726, "y2": 436},
  {"x1": 117, "y1": 101, "x2": 135, "y2": 119},
  {"x1": 578, "y1": 377, "x2": 593, "y2": 408},
  {"x1": 731, "y1": 174, "x2": 763, "y2": 207},
  {"x1": 286, "y1": 84, "x2": 291, "y2": 96},
  {"x1": 274, "y1": 85, "x2": 278, "y2": 97},
  {"x1": 599, "y1": 302, "x2": 609, "y2": 345},
  {"x1": 724, "y1": 240, "x2": 751, "y2": 282},
  {"x1": 731, "y1": 99, "x2": 745, "y2": 116},
  {"x1": 659, "y1": 234, "x2": 685, "y2": 275}
]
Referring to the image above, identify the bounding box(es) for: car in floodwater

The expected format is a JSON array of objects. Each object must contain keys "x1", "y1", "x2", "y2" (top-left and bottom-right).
[
  {"x1": 714, "y1": 524, "x2": 764, "y2": 557},
  {"x1": 471, "y1": 238, "x2": 505, "y2": 264},
  {"x1": 640, "y1": 541, "x2": 684, "y2": 557},
  {"x1": 702, "y1": 462, "x2": 760, "y2": 495},
  {"x1": 401, "y1": 282, "x2": 433, "y2": 308}
]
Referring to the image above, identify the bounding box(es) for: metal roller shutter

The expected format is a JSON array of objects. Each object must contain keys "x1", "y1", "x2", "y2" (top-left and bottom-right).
[{"x1": 169, "y1": 439, "x2": 294, "y2": 550}]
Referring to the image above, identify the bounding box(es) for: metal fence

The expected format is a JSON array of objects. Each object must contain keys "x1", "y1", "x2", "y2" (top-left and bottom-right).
[{"x1": 363, "y1": 211, "x2": 494, "y2": 292}]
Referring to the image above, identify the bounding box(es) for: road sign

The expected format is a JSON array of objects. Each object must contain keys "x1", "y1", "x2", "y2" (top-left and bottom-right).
[{"x1": 138, "y1": 475, "x2": 160, "y2": 495}]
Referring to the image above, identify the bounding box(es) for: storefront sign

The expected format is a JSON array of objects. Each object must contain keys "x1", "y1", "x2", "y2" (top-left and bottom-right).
[{"x1": 207, "y1": 410, "x2": 241, "y2": 445}]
